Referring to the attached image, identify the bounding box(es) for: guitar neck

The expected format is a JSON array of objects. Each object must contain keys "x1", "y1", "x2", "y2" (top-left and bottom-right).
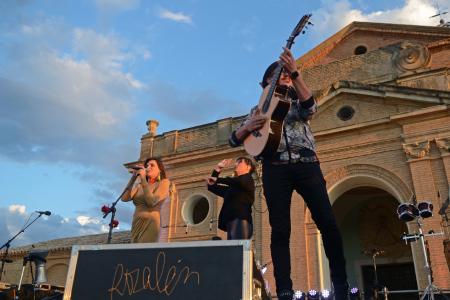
[
  {"x1": 261, "y1": 14, "x2": 311, "y2": 113},
  {"x1": 261, "y1": 38, "x2": 295, "y2": 113}
]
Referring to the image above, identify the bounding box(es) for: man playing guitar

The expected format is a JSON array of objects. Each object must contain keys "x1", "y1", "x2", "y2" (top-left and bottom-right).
[{"x1": 229, "y1": 47, "x2": 349, "y2": 300}]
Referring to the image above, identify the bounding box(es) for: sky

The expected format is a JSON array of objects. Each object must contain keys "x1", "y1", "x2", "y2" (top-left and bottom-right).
[{"x1": 1, "y1": 0, "x2": 449, "y2": 247}]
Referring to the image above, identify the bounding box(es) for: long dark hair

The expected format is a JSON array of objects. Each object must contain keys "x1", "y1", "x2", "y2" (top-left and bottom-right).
[{"x1": 144, "y1": 157, "x2": 167, "y2": 180}]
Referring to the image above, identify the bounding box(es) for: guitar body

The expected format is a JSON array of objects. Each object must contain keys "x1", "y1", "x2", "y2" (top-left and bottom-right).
[{"x1": 244, "y1": 86, "x2": 291, "y2": 158}]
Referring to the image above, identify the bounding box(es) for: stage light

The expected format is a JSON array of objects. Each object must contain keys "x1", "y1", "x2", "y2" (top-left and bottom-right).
[
  {"x1": 349, "y1": 287, "x2": 361, "y2": 300},
  {"x1": 294, "y1": 290, "x2": 305, "y2": 300},
  {"x1": 320, "y1": 289, "x2": 333, "y2": 299},
  {"x1": 307, "y1": 289, "x2": 320, "y2": 300}
]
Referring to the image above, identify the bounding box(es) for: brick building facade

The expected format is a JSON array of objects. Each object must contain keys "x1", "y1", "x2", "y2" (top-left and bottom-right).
[{"x1": 2, "y1": 21, "x2": 450, "y2": 297}]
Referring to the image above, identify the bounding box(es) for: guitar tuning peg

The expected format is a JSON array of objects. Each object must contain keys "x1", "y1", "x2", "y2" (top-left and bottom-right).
[
  {"x1": 302, "y1": 31, "x2": 306, "y2": 34},
  {"x1": 308, "y1": 22, "x2": 314, "y2": 26}
]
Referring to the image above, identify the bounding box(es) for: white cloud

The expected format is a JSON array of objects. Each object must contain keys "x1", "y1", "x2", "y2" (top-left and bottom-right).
[
  {"x1": 312, "y1": 0, "x2": 444, "y2": 41},
  {"x1": 158, "y1": 8, "x2": 193, "y2": 25},
  {"x1": 0, "y1": 16, "x2": 145, "y2": 169},
  {"x1": 73, "y1": 28, "x2": 129, "y2": 71},
  {"x1": 8, "y1": 204, "x2": 26, "y2": 215},
  {"x1": 0, "y1": 205, "x2": 130, "y2": 246},
  {"x1": 76, "y1": 215, "x2": 101, "y2": 226}
]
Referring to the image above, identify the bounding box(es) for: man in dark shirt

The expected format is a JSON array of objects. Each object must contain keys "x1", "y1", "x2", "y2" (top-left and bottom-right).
[
  {"x1": 207, "y1": 157, "x2": 255, "y2": 240},
  {"x1": 229, "y1": 48, "x2": 348, "y2": 300}
]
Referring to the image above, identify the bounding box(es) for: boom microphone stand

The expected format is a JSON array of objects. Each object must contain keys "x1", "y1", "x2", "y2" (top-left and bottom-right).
[
  {"x1": 0, "y1": 212, "x2": 47, "y2": 281},
  {"x1": 363, "y1": 248, "x2": 385, "y2": 299},
  {"x1": 103, "y1": 173, "x2": 138, "y2": 244}
]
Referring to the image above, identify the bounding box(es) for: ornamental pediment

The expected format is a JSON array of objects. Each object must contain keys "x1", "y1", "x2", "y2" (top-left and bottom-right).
[{"x1": 311, "y1": 81, "x2": 450, "y2": 133}]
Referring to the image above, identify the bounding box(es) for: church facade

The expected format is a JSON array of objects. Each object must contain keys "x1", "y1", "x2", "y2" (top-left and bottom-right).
[
  {"x1": 3, "y1": 21, "x2": 450, "y2": 297},
  {"x1": 140, "y1": 22, "x2": 450, "y2": 294}
]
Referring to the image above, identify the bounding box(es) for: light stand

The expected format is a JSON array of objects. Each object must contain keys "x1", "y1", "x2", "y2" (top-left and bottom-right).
[
  {"x1": 402, "y1": 218, "x2": 448, "y2": 300},
  {"x1": 0, "y1": 212, "x2": 46, "y2": 282}
]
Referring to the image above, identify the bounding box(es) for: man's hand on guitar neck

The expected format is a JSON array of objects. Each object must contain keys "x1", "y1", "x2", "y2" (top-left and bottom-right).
[
  {"x1": 235, "y1": 108, "x2": 267, "y2": 142},
  {"x1": 279, "y1": 47, "x2": 297, "y2": 75},
  {"x1": 279, "y1": 47, "x2": 313, "y2": 101}
]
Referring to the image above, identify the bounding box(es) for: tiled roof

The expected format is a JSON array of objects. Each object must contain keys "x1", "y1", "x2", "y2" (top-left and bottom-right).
[{"x1": 1, "y1": 231, "x2": 131, "y2": 257}]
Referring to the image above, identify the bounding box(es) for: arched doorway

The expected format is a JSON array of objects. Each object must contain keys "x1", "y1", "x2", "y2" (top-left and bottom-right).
[{"x1": 333, "y1": 186, "x2": 417, "y2": 299}]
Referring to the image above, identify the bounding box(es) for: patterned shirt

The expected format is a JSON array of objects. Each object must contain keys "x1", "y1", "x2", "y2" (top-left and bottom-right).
[{"x1": 229, "y1": 95, "x2": 318, "y2": 161}]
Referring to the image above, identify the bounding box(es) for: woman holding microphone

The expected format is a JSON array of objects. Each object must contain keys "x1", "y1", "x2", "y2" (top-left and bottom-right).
[{"x1": 122, "y1": 157, "x2": 170, "y2": 243}]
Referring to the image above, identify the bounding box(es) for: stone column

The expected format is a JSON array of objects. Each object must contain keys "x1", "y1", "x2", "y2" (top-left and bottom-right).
[
  {"x1": 435, "y1": 137, "x2": 450, "y2": 288},
  {"x1": 403, "y1": 140, "x2": 450, "y2": 289}
]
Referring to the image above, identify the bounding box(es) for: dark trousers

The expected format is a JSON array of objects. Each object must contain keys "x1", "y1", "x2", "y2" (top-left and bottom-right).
[
  {"x1": 262, "y1": 161, "x2": 347, "y2": 295},
  {"x1": 226, "y1": 218, "x2": 253, "y2": 240}
]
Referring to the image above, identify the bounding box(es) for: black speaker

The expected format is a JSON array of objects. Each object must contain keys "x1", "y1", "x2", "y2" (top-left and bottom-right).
[
  {"x1": 64, "y1": 240, "x2": 271, "y2": 300},
  {"x1": 41, "y1": 292, "x2": 63, "y2": 300}
]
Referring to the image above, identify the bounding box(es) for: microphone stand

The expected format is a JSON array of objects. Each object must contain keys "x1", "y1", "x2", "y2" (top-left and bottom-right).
[
  {"x1": 0, "y1": 213, "x2": 45, "y2": 281},
  {"x1": 103, "y1": 174, "x2": 137, "y2": 244}
]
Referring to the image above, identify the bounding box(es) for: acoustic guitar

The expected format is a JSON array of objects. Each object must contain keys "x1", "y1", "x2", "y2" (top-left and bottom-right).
[{"x1": 244, "y1": 14, "x2": 312, "y2": 158}]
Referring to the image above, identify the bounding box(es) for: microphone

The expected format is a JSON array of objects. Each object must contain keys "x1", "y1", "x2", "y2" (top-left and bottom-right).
[
  {"x1": 36, "y1": 211, "x2": 51, "y2": 216},
  {"x1": 130, "y1": 165, "x2": 144, "y2": 170},
  {"x1": 128, "y1": 165, "x2": 144, "y2": 175}
]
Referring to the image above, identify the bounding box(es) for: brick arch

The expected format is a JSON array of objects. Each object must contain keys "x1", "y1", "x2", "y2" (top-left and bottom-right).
[
  {"x1": 303, "y1": 164, "x2": 413, "y2": 289},
  {"x1": 326, "y1": 164, "x2": 412, "y2": 205},
  {"x1": 304, "y1": 164, "x2": 412, "y2": 224}
]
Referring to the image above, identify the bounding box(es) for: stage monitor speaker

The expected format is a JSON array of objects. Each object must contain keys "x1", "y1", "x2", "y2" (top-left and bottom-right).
[{"x1": 63, "y1": 240, "x2": 270, "y2": 300}]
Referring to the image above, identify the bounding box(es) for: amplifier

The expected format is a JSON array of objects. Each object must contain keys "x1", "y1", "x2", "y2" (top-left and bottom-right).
[{"x1": 63, "y1": 240, "x2": 271, "y2": 300}]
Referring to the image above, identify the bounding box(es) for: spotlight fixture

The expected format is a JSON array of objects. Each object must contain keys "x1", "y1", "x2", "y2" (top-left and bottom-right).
[
  {"x1": 320, "y1": 289, "x2": 333, "y2": 299},
  {"x1": 349, "y1": 287, "x2": 362, "y2": 300},
  {"x1": 307, "y1": 289, "x2": 320, "y2": 300},
  {"x1": 294, "y1": 290, "x2": 305, "y2": 300}
]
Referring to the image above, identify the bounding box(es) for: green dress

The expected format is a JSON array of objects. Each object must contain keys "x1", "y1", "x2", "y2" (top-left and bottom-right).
[{"x1": 128, "y1": 178, "x2": 170, "y2": 243}]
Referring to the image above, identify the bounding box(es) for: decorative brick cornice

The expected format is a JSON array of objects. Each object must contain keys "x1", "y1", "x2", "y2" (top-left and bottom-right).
[
  {"x1": 402, "y1": 140, "x2": 431, "y2": 160},
  {"x1": 436, "y1": 137, "x2": 450, "y2": 156}
]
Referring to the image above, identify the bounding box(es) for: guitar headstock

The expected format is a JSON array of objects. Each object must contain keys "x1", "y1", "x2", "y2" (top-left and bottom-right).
[{"x1": 289, "y1": 14, "x2": 313, "y2": 41}]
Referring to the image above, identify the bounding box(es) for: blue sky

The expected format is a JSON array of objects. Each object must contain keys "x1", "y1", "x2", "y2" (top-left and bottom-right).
[{"x1": 1, "y1": 0, "x2": 448, "y2": 247}]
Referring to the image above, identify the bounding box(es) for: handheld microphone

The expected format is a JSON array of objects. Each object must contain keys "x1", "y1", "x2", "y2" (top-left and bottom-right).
[
  {"x1": 128, "y1": 165, "x2": 144, "y2": 174},
  {"x1": 130, "y1": 165, "x2": 144, "y2": 170},
  {"x1": 36, "y1": 211, "x2": 51, "y2": 216}
]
